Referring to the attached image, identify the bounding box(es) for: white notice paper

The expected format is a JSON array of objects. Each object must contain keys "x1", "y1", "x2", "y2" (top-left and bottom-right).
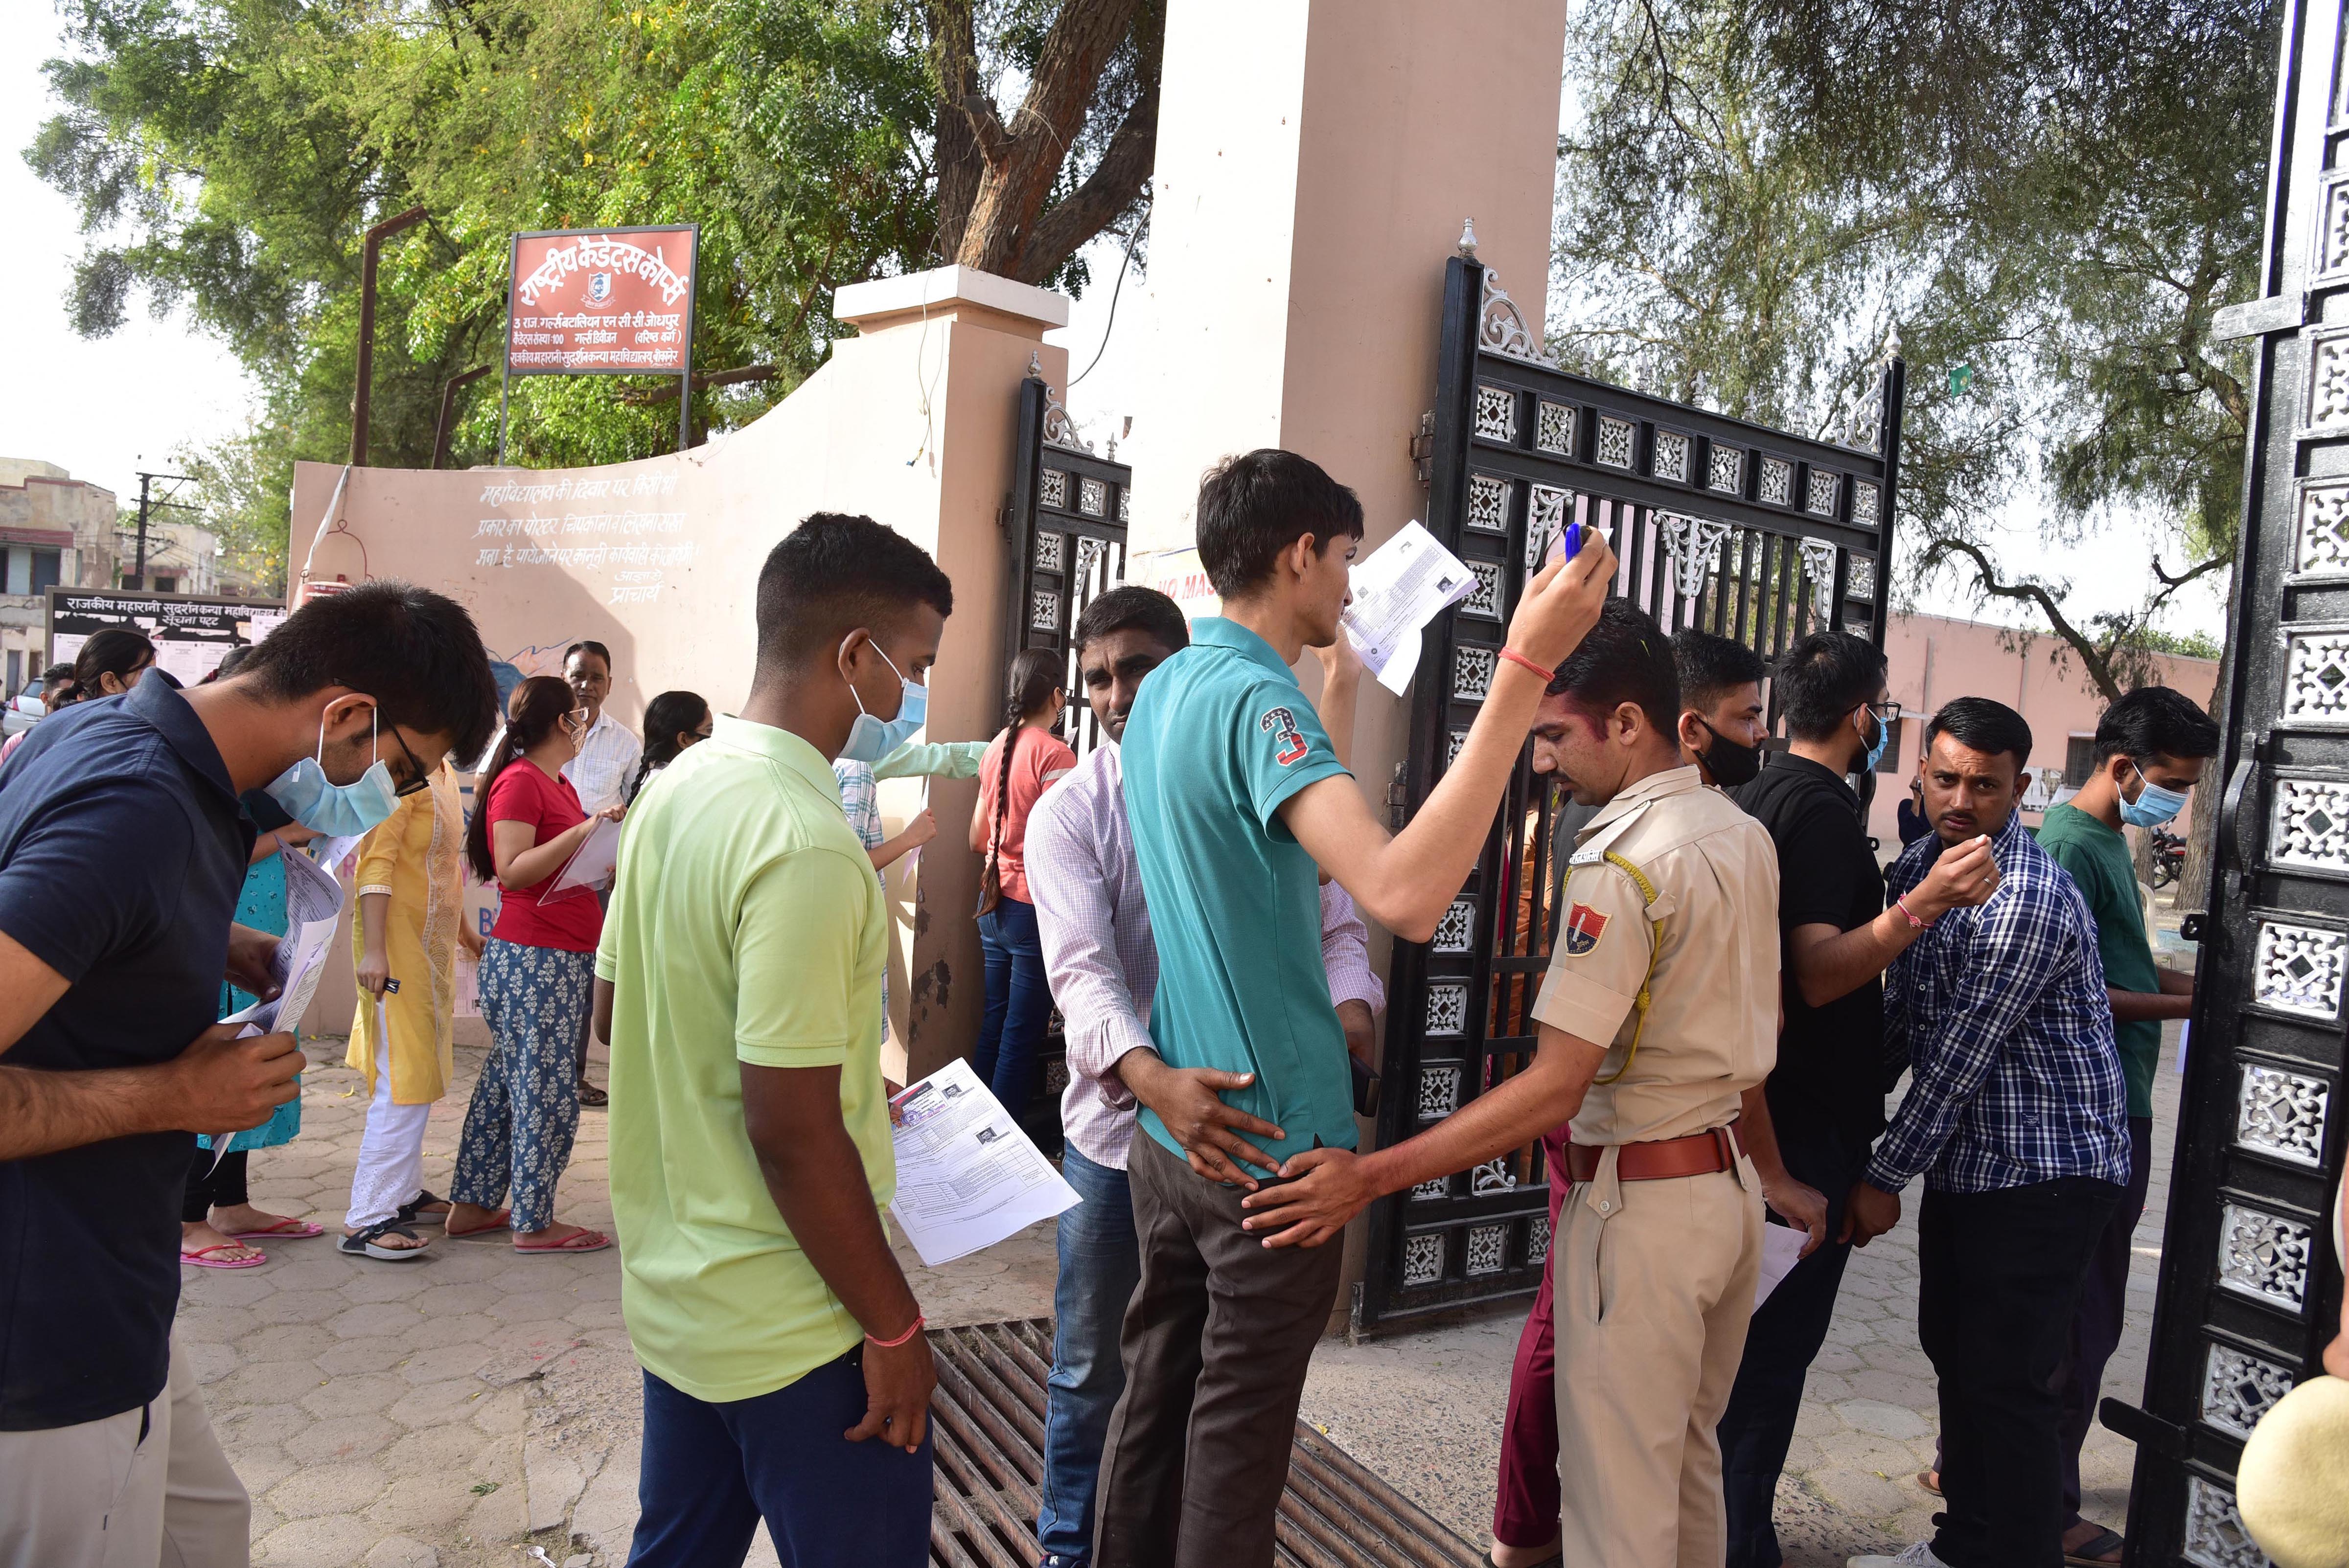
[
  {"x1": 1340, "y1": 520, "x2": 1478, "y2": 696},
  {"x1": 546, "y1": 816, "x2": 622, "y2": 902},
  {"x1": 1751, "y1": 1221, "x2": 1811, "y2": 1311},
  {"x1": 887, "y1": 1058, "x2": 1079, "y2": 1267}
]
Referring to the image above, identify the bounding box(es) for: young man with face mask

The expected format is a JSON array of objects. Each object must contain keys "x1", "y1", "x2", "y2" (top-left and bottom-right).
[
  {"x1": 1846, "y1": 698, "x2": 2129, "y2": 1568},
  {"x1": 591, "y1": 513, "x2": 948, "y2": 1568},
  {"x1": 1024, "y1": 586, "x2": 1383, "y2": 1568},
  {"x1": 0, "y1": 580, "x2": 497, "y2": 1567},
  {"x1": 2025, "y1": 685, "x2": 2215, "y2": 1567}
]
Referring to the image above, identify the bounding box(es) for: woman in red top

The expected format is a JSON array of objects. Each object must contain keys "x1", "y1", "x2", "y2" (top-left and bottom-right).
[
  {"x1": 446, "y1": 676, "x2": 620, "y2": 1253},
  {"x1": 967, "y1": 648, "x2": 1075, "y2": 1115}
]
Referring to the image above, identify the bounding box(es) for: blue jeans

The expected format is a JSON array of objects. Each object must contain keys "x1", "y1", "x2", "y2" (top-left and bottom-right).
[
  {"x1": 628, "y1": 1350, "x2": 934, "y2": 1568},
  {"x1": 1037, "y1": 1146, "x2": 1142, "y2": 1567},
  {"x1": 973, "y1": 897, "x2": 1052, "y2": 1113}
]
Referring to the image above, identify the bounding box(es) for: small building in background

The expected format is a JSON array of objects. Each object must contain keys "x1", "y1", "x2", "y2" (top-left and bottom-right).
[
  {"x1": 0, "y1": 458, "x2": 118, "y2": 700},
  {"x1": 1860, "y1": 610, "x2": 2221, "y2": 850}
]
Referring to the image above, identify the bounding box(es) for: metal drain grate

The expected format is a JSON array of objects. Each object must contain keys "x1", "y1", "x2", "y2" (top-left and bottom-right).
[{"x1": 925, "y1": 1318, "x2": 1482, "y2": 1568}]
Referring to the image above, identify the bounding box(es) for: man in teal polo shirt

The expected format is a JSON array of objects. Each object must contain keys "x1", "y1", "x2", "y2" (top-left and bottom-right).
[
  {"x1": 593, "y1": 512, "x2": 949, "y2": 1568},
  {"x1": 2030, "y1": 684, "x2": 2215, "y2": 1566},
  {"x1": 1094, "y1": 449, "x2": 1616, "y2": 1568}
]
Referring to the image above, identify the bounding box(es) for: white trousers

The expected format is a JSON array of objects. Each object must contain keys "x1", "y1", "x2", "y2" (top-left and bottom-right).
[
  {"x1": 0, "y1": 1332, "x2": 250, "y2": 1568},
  {"x1": 345, "y1": 1033, "x2": 432, "y2": 1229}
]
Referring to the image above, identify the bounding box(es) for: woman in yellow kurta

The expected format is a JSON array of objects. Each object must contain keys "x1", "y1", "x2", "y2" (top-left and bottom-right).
[{"x1": 339, "y1": 760, "x2": 480, "y2": 1260}]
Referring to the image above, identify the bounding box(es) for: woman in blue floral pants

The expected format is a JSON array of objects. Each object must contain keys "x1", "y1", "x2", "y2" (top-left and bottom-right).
[{"x1": 446, "y1": 676, "x2": 616, "y2": 1254}]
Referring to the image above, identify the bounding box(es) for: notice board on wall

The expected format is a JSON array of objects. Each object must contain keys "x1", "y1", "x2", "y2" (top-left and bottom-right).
[
  {"x1": 505, "y1": 226, "x2": 699, "y2": 378},
  {"x1": 46, "y1": 588, "x2": 287, "y2": 686}
]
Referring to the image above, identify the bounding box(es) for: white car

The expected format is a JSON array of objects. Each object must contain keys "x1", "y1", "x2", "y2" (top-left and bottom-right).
[{"x1": 3, "y1": 682, "x2": 46, "y2": 739}]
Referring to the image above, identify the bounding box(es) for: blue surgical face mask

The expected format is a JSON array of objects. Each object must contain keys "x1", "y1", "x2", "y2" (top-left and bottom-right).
[
  {"x1": 2118, "y1": 760, "x2": 2190, "y2": 829},
  {"x1": 264, "y1": 704, "x2": 401, "y2": 837},
  {"x1": 1859, "y1": 707, "x2": 1890, "y2": 773},
  {"x1": 837, "y1": 641, "x2": 929, "y2": 764}
]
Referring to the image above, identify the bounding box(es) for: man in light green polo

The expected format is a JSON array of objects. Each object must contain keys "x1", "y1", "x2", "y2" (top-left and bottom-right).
[{"x1": 591, "y1": 512, "x2": 950, "y2": 1568}]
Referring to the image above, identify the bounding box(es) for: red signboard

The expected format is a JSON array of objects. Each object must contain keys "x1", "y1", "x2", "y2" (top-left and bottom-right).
[{"x1": 504, "y1": 225, "x2": 698, "y2": 377}]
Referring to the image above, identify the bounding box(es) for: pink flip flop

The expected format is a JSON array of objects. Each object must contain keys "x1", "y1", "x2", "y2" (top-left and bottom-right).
[
  {"x1": 223, "y1": 1217, "x2": 324, "y2": 1240},
  {"x1": 513, "y1": 1228, "x2": 612, "y2": 1254},
  {"x1": 181, "y1": 1243, "x2": 267, "y2": 1270}
]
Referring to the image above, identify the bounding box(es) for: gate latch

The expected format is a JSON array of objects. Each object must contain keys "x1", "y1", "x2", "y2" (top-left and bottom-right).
[{"x1": 1409, "y1": 411, "x2": 1435, "y2": 485}]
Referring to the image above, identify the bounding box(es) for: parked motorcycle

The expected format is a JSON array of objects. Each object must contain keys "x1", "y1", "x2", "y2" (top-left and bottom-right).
[{"x1": 2151, "y1": 826, "x2": 2187, "y2": 890}]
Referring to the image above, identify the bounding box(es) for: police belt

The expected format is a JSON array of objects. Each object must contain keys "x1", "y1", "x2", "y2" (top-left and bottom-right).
[{"x1": 1565, "y1": 1120, "x2": 1743, "y2": 1184}]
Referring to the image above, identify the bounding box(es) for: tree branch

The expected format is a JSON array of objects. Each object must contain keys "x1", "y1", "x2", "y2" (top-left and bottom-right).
[
  {"x1": 1925, "y1": 535, "x2": 2125, "y2": 704},
  {"x1": 618, "y1": 364, "x2": 782, "y2": 407},
  {"x1": 1015, "y1": 74, "x2": 1157, "y2": 284}
]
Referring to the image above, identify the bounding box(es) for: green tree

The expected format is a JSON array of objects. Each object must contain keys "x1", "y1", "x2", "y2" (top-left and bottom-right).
[
  {"x1": 27, "y1": 0, "x2": 1159, "y2": 546},
  {"x1": 1549, "y1": 0, "x2": 2272, "y2": 703}
]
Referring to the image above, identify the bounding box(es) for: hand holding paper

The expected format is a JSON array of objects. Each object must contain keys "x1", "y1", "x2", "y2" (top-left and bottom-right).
[{"x1": 886, "y1": 1059, "x2": 1078, "y2": 1267}]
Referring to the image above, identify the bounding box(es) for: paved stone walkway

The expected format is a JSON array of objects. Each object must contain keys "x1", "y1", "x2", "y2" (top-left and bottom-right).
[{"x1": 184, "y1": 1028, "x2": 2180, "y2": 1567}]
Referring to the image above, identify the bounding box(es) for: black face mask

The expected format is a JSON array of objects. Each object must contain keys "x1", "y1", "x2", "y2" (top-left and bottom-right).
[{"x1": 1693, "y1": 717, "x2": 1763, "y2": 788}]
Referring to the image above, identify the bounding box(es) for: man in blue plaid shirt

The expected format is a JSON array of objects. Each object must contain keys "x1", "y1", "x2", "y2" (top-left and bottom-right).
[{"x1": 1843, "y1": 698, "x2": 2128, "y2": 1568}]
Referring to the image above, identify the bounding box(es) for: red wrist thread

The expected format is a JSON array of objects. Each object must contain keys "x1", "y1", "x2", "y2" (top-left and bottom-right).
[
  {"x1": 1497, "y1": 648, "x2": 1555, "y2": 684},
  {"x1": 867, "y1": 1314, "x2": 926, "y2": 1349},
  {"x1": 1895, "y1": 893, "x2": 1932, "y2": 931}
]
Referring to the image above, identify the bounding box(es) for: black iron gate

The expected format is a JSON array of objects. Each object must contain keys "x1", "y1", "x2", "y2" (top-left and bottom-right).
[
  {"x1": 1002, "y1": 365, "x2": 1132, "y2": 1147},
  {"x1": 2101, "y1": 4, "x2": 2349, "y2": 1563},
  {"x1": 1006, "y1": 364, "x2": 1131, "y2": 760},
  {"x1": 1355, "y1": 238, "x2": 1904, "y2": 1332}
]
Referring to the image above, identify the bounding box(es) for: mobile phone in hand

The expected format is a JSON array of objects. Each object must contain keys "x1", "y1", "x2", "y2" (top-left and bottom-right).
[{"x1": 1545, "y1": 519, "x2": 1585, "y2": 567}]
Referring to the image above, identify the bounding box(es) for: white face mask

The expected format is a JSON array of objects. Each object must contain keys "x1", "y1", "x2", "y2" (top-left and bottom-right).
[
  {"x1": 837, "y1": 640, "x2": 929, "y2": 764},
  {"x1": 263, "y1": 704, "x2": 401, "y2": 836}
]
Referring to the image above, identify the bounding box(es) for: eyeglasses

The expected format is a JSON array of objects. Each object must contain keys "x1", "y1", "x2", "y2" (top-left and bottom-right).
[
  {"x1": 385, "y1": 725, "x2": 431, "y2": 797},
  {"x1": 1865, "y1": 700, "x2": 1904, "y2": 726}
]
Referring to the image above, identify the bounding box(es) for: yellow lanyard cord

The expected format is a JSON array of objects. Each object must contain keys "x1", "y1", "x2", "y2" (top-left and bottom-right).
[{"x1": 1563, "y1": 850, "x2": 1666, "y2": 1085}]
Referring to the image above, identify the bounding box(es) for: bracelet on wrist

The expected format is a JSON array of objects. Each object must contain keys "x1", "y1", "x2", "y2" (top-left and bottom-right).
[
  {"x1": 1497, "y1": 647, "x2": 1555, "y2": 684},
  {"x1": 1894, "y1": 893, "x2": 1933, "y2": 931},
  {"x1": 867, "y1": 1314, "x2": 925, "y2": 1350}
]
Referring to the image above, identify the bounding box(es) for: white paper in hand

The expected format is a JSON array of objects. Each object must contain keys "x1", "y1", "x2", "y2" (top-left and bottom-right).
[
  {"x1": 1752, "y1": 1221, "x2": 1810, "y2": 1310},
  {"x1": 545, "y1": 816, "x2": 622, "y2": 903},
  {"x1": 210, "y1": 839, "x2": 344, "y2": 1166},
  {"x1": 886, "y1": 1058, "x2": 1078, "y2": 1267},
  {"x1": 1340, "y1": 521, "x2": 1478, "y2": 696}
]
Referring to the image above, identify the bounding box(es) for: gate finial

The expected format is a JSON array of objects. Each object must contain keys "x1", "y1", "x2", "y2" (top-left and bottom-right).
[
  {"x1": 1027, "y1": 350, "x2": 1042, "y2": 380},
  {"x1": 1881, "y1": 325, "x2": 1902, "y2": 364},
  {"x1": 1458, "y1": 218, "x2": 1480, "y2": 258}
]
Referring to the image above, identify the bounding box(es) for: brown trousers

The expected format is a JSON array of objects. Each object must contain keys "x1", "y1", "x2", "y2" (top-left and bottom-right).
[{"x1": 1092, "y1": 1132, "x2": 1347, "y2": 1568}]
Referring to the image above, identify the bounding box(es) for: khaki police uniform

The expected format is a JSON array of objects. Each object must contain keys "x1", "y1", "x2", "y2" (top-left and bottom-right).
[{"x1": 1528, "y1": 765, "x2": 1780, "y2": 1568}]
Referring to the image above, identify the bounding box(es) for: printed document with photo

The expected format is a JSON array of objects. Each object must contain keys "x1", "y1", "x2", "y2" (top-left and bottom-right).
[
  {"x1": 1340, "y1": 520, "x2": 1477, "y2": 696},
  {"x1": 886, "y1": 1058, "x2": 1079, "y2": 1267}
]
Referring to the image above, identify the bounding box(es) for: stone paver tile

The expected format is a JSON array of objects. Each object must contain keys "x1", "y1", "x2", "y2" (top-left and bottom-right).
[
  {"x1": 1808, "y1": 1463, "x2": 1923, "y2": 1521},
  {"x1": 387, "y1": 1376, "x2": 495, "y2": 1431},
  {"x1": 303, "y1": 1411, "x2": 402, "y2": 1462},
  {"x1": 240, "y1": 1322, "x2": 342, "y2": 1366},
  {"x1": 1846, "y1": 1369, "x2": 1936, "y2": 1409},
  {"x1": 217, "y1": 1400, "x2": 313, "y2": 1450},
  {"x1": 175, "y1": 1303, "x2": 259, "y2": 1344},
  {"x1": 413, "y1": 1283, "x2": 504, "y2": 1316},
  {"x1": 209, "y1": 1359, "x2": 328, "y2": 1409},
  {"x1": 362, "y1": 1537, "x2": 439, "y2": 1568},
  {"x1": 397, "y1": 1312, "x2": 503, "y2": 1359},
  {"x1": 184, "y1": 1338, "x2": 238, "y2": 1385},
  {"x1": 395, "y1": 1341, "x2": 498, "y2": 1386},
  {"x1": 261, "y1": 1255, "x2": 355, "y2": 1294},
  {"x1": 266, "y1": 1459, "x2": 393, "y2": 1521},
  {"x1": 471, "y1": 1384, "x2": 529, "y2": 1437},
  {"x1": 366, "y1": 1473, "x2": 486, "y2": 1538},
  {"x1": 525, "y1": 1440, "x2": 587, "y2": 1534},
  {"x1": 485, "y1": 1290, "x2": 584, "y2": 1324},
  {"x1": 229, "y1": 1443, "x2": 298, "y2": 1499},
  {"x1": 300, "y1": 1369, "x2": 406, "y2": 1417},
  {"x1": 330, "y1": 1301, "x2": 427, "y2": 1341},
  {"x1": 336, "y1": 1265, "x2": 437, "y2": 1303},
  {"x1": 1829, "y1": 1399, "x2": 1932, "y2": 1442},
  {"x1": 381, "y1": 1421, "x2": 493, "y2": 1477},
  {"x1": 251, "y1": 1288, "x2": 346, "y2": 1327},
  {"x1": 563, "y1": 1299, "x2": 626, "y2": 1331},
  {"x1": 255, "y1": 1513, "x2": 381, "y2": 1566}
]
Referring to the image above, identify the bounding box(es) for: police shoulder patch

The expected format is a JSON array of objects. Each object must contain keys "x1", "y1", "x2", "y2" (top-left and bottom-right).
[
  {"x1": 1259, "y1": 704, "x2": 1310, "y2": 767},
  {"x1": 1562, "y1": 902, "x2": 1610, "y2": 956}
]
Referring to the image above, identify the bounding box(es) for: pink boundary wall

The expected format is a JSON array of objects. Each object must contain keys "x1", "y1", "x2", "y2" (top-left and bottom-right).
[{"x1": 289, "y1": 268, "x2": 1073, "y2": 1080}]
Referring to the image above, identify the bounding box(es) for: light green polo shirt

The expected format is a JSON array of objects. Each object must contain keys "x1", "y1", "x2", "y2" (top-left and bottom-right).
[
  {"x1": 595, "y1": 714, "x2": 891, "y2": 1403},
  {"x1": 1121, "y1": 616, "x2": 1356, "y2": 1173}
]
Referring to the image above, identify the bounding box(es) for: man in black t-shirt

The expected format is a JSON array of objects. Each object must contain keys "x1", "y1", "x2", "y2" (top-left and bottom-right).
[
  {"x1": 0, "y1": 583, "x2": 496, "y2": 1567},
  {"x1": 1717, "y1": 632, "x2": 1998, "y2": 1568}
]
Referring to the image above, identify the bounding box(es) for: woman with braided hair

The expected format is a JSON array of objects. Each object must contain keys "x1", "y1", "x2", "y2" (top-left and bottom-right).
[{"x1": 966, "y1": 648, "x2": 1074, "y2": 1114}]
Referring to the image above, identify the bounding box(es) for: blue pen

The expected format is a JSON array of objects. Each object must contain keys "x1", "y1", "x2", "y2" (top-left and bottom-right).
[{"x1": 1546, "y1": 519, "x2": 1584, "y2": 566}]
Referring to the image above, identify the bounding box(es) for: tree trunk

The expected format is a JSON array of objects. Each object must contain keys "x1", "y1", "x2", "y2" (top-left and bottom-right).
[
  {"x1": 928, "y1": 0, "x2": 982, "y2": 263},
  {"x1": 953, "y1": 0, "x2": 1144, "y2": 280}
]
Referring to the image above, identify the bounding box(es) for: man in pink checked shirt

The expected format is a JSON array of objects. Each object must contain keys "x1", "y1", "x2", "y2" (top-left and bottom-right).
[{"x1": 1024, "y1": 586, "x2": 1382, "y2": 1568}]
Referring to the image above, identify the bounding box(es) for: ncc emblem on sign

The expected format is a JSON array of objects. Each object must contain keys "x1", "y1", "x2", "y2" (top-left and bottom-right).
[
  {"x1": 1562, "y1": 903, "x2": 1610, "y2": 956},
  {"x1": 586, "y1": 271, "x2": 614, "y2": 304}
]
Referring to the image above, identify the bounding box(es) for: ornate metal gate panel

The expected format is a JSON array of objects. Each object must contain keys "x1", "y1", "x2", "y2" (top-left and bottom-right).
[
  {"x1": 1007, "y1": 367, "x2": 1131, "y2": 761},
  {"x1": 2103, "y1": 4, "x2": 2349, "y2": 1562},
  {"x1": 1001, "y1": 370, "x2": 1132, "y2": 1148},
  {"x1": 1355, "y1": 243, "x2": 1904, "y2": 1332}
]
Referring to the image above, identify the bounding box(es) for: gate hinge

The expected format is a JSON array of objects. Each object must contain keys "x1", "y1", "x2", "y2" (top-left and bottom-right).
[
  {"x1": 1409, "y1": 410, "x2": 1435, "y2": 486},
  {"x1": 2097, "y1": 1398, "x2": 2187, "y2": 1459}
]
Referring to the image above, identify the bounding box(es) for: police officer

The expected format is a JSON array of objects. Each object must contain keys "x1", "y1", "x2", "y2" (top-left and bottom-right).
[{"x1": 1242, "y1": 599, "x2": 1786, "y2": 1568}]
